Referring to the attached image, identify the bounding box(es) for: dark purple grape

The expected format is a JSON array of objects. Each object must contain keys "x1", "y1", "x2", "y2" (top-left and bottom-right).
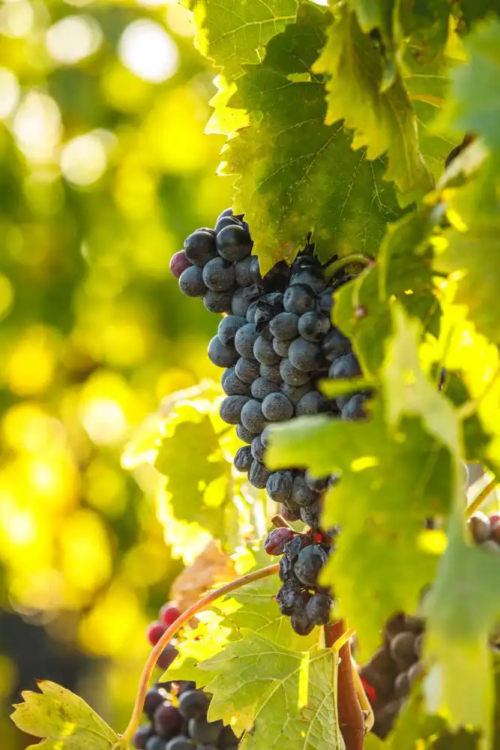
[
  {"x1": 295, "y1": 390, "x2": 330, "y2": 416},
  {"x1": 290, "y1": 606, "x2": 314, "y2": 636},
  {"x1": 295, "y1": 545, "x2": 328, "y2": 587},
  {"x1": 217, "y1": 224, "x2": 252, "y2": 262},
  {"x1": 342, "y1": 394, "x2": 367, "y2": 421},
  {"x1": 300, "y1": 500, "x2": 321, "y2": 528},
  {"x1": 264, "y1": 527, "x2": 295, "y2": 555},
  {"x1": 133, "y1": 725, "x2": 154, "y2": 749},
  {"x1": 251, "y1": 377, "x2": 280, "y2": 399},
  {"x1": 322, "y1": 328, "x2": 351, "y2": 360},
  {"x1": 266, "y1": 470, "x2": 294, "y2": 502},
  {"x1": 249, "y1": 460, "x2": 271, "y2": 489},
  {"x1": 283, "y1": 534, "x2": 304, "y2": 561},
  {"x1": 178, "y1": 689, "x2": 209, "y2": 720},
  {"x1": 306, "y1": 593, "x2": 332, "y2": 626},
  {"x1": 144, "y1": 688, "x2": 165, "y2": 718},
  {"x1": 203, "y1": 289, "x2": 233, "y2": 314},
  {"x1": 240, "y1": 399, "x2": 266, "y2": 433},
  {"x1": 234, "y1": 323, "x2": 259, "y2": 358},
  {"x1": 269, "y1": 312, "x2": 299, "y2": 341},
  {"x1": 254, "y1": 335, "x2": 281, "y2": 365},
  {"x1": 154, "y1": 703, "x2": 182, "y2": 739},
  {"x1": 260, "y1": 363, "x2": 282, "y2": 383},
  {"x1": 262, "y1": 392, "x2": 293, "y2": 421},
  {"x1": 188, "y1": 717, "x2": 223, "y2": 744},
  {"x1": 203, "y1": 257, "x2": 235, "y2": 291},
  {"x1": 298, "y1": 311, "x2": 330, "y2": 342},
  {"x1": 235, "y1": 357, "x2": 260, "y2": 384},
  {"x1": 208, "y1": 336, "x2": 238, "y2": 368},
  {"x1": 291, "y1": 475, "x2": 318, "y2": 506},
  {"x1": 288, "y1": 338, "x2": 320, "y2": 372},
  {"x1": 236, "y1": 424, "x2": 258, "y2": 444},
  {"x1": 235, "y1": 256, "x2": 254, "y2": 287},
  {"x1": 231, "y1": 284, "x2": 261, "y2": 317},
  {"x1": 165, "y1": 737, "x2": 192, "y2": 750},
  {"x1": 184, "y1": 230, "x2": 217, "y2": 267},
  {"x1": 234, "y1": 446, "x2": 252, "y2": 472},
  {"x1": 218, "y1": 315, "x2": 246, "y2": 345},
  {"x1": 221, "y1": 368, "x2": 250, "y2": 396},
  {"x1": 251, "y1": 435, "x2": 266, "y2": 463},
  {"x1": 179, "y1": 266, "x2": 207, "y2": 297},
  {"x1": 283, "y1": 284, "x2": 316, "y2": 315},
  {"x1": 276, "y1": 579, "x2": 302, "y2": 615},
  {"x1": 157, "y1": 644, "x2": 179, "y2": 670},
  {"x1": 280, "y1": 382, "x2": 312, "y2": 405},
  {"x1": 146, "y1": 737, "x2": 167, "y2": 750},
  {"x1": 219, "y1": 395, "x2": 250, "y2": 424},
  {"x1": 280, "y1": 358, "x2": 311, "y2": 386}
]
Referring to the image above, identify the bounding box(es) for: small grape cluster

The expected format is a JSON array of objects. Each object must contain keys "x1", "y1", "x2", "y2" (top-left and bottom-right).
[
  {"x1": 133, "y1": 682, "x2": 239, "y2": 750},
  {"x1": 170, "y1": 208, "x2": 367, "y2": 528},
  {"x1": 264, "y1": 526, "x2": 336, "y2": 635},
  {"x1": 134, "y1": 603, "x2": 239, "y2": 750},
  {"x1": 360, "y1": 510, "x2": 500, "y2": 737}
]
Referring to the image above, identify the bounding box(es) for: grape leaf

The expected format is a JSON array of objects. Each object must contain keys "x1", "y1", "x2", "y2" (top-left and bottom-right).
[
  {"x1": 333, "y1": 208, "x2": 441, "y2": 374},
  {"x1": 10, "y1": 681, "x2": 120, "y2": 750},
  {"x1": 313, "y1": 8, "x2": 432, "y2": 203},
  {"x1": 182, "y1": 0, "x2": 299, "y2": 82},
  {"x1": 165, "y1": 569, "x2": 343, "y2": 749},
  {"x1": 219, "y1": 2, "x2": 401, "y2": 273}
]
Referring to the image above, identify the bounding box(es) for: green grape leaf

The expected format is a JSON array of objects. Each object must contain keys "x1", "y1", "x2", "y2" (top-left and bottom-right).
[
  {"x1": 424, "y1": 518, "x2": 500, "y2": 747},
  {"x1": 219, "y1": 2, "x2": 401, "y2": 273},
  {"x1": 165, "y1": 566, "x2": 343, "y2": 749},
  {"x1": 182, "y1": 0, "x2": 299, "y2": 82},
  {"x1": 439, "y1": 18, "x2": 500, "y2": 151},
  {"x1": 313, "y1": 9, "x2": 432, "y2": 203},
  {"x1": 333, "y1": 208, "x2": 440, "y2": 374},
  {"x1": 10, "y1": 681, "x2": 120, "y2": 750}
]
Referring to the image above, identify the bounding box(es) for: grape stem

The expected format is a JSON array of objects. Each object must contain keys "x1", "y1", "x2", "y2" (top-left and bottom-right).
[
  {"x1": 325, "y1": 620, "x2": 366, "y2": 750},
  {"x1": 324, "y1": 254, "x2": 373, "y2": 280},
  {"x1": 120, "y1": 563, "x2": 279, "y2": 744},
  {"x1": 465, "y1": 476, "x2": 498, "y2": 520}
]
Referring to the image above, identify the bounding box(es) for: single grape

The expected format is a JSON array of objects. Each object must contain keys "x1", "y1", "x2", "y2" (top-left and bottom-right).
[
  {"x1": 273, "y1": 338, "x2": 291, "y2": 357},
  {"x1": 408, "y1": 661, "x2": 423, "y2": 685},
  {"x1": 144, "y1": 688, "x2": 165, "y2": 717},
  {"x1": 283, "y1": 534, "x2": 304, "y2": 561},
  {"x1": 414, "y1": 633, "x2": 423, "y2": 658},
  {"x1": 262, "y1": 392, "x2": 293, "y2": 421},
  {"x1": 235, "y1": 256, "x2": 254, "y2": 287},
  {"x1": 203, "y1": 289, "x2": 233, "y2": 314},
  {"x1": 264, "y1": 527, "x2": 295, "y2": 555},
  {"x1": 295, "y1": 390, "x2": 330, "y2": 416},
  {"x1": 221, "y1": 368, "x2": 250, "y2": 396},
  {"x1": 217, "y1": 224, "x2": 252, "y2": 262},
  {"x1": 234, "y1": 323, "x2": 259, "y2": 358},
  {"x1": 157, "y1": 644, "x2": 179, "y2": 670},
  {"x1": 208, "y1": 336, "x2": 238, "y2": 368},
  {"x1": 202, "y1": 257, "x2": 235, "y2": 292},
  {"x1": 298, "y1": 311, "x2": 331, "y2": 342},
  {"x1": 250, "y1": 256, "x2": 263, "y2": 284},
  {"x1": 146, "y1": 737, "x2": 167, "y2": 750},
  {"x1": 188, "y1": 717, "x2": 223, "y2": 744},
  {"x1": 283, "y1": 284, "x2": 316, "y2": 315},
  {"x1": 251, "y1": 377, "x2": 280, "y2": 400},
  {"x1": 235, "y1": 357, "x2": 260, "y2": 384},
  {"x1": 254, "y1": 335, "x2": 281, "y2": 365},
  {"x1": 178, "y1": 690, "x2": 209, "y2": 720},
  {"x1": 133, "y1": 725, "x2": 153, "y2": 750},
  {"x1": 322, "y1": 328, "x2": 351, "y2": 360},
  {"x1": 280, "y1": 358, "x2": 311, "y2": 386},
  {"x1": 317, "y1": 288, "x2": 334, "y2": 315},
  {"x1": 341, "y1": 394, "x2": 367, "y2": 421},
  {"x1": 269, "y1": 311, "x2": 299, "y2": 341},
  {"x1": 240, "y1": 399, "x2": 267, "y2": 433},
  {"x1": 304, "y1": 471, "x2": 329, "y2": 492},
  {"x1": 170, "y1": 250, "x2": 192, "y2": 279},
  {"x1": 281, "y1": 504, "x2": 301, "y2": 522},
  {"x1": 215, "y1": 215, "x2": 239, "y2": 234},
  {"x1": 246, "y1": 300, "x2": 258, "y2": 323},
  {"x1": 306, "y1": 593, "x2": 332, "y2": 626},
  {"x1": 260, "y1": 363, "x2": 282, "y2": 383},
  {"x1": 300, "y1": 500, "x2": 321, "y2": 528},
  {"x1": 219, "y1": 395, "x2": 250, "y2": 424},
  {"x1": 276, "y1": 579, "x2": 302, "y2": 615},
  {"x1": 154, "y1": 703, "x2": 183, "y2": 739},
  {"x1": 394, "y1": 671, "x2": 410, "y2": 698},
  {"x1": 179, "y1": 266, "x2": 207, "y2": 298},
  {"x1": 184, "y1": 230, "x2": 217, "y2": 267},
  {"x1": 266, "y1": 470, "x2": 294, "y2": 502},
  {"x1": 390, "y1": 632, "x2": 417, "y2": 668},
  {"x1": 329, "y1": 352, "x2": 362, "y2": 380},
  {"x1": 290, "y1": 606, "x2": 314, "y2": 636},
  {"x1": 254, "y1": 293, "x2": 284, "y2": 330},
  {"x1": 236, "y1": 424, "x2": 258, "y2": 444},
  {"x1": 251, "y1": 435, "x2": 266, "y2": 463},
  {"x1": 165, "y1": 737, "x2": 192, "y2": 750},
  {"x1": 217, "y1": 315, "x2": 246, "y2": 346},
  {"x1": 216, "y1": 207, "x2": 234, "y2": 220},
  {"x1": 249, "y1": 460, "x2": 271, "y2": 489},
  {"x1": 280, "y1": 382, "x2": 312, "y2": 405},
  {"x1": 295, "y1": 545, "x2": 328, "y2": 587},
  {"x1": 279, "y1": 553, "x2": 295, "y2": 582},
  {"x1": 148, "y1": 622, "x2": 166, "y2": 646},
  {"x1": 288, "y1": 338, "x2": 320, "y2": 372},
  {"x1": 231, "y1": 285, "x2": 261, "y2": 317},
  {"x1": 290, "y1": 263, "x2": 326, "y2": 294},
  {"x1": 234, "y1": 445, "x2": 252, "y2": 472},
  {"x1": 160, "y1": 604, "x2": 181, "y2": 627}
]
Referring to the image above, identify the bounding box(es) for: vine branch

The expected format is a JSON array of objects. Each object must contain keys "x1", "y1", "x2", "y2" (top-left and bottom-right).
[
  {"x1": 120, "y1": 563, "x2": 279, "y2": 743},
  {"x1": 325, "y1": 620, "x2": 365, "y2": 750},
  {"x1": 324, "y1": 254, "x2": 373, "y2": 280},
  {"x1": 466, "y1": 476, "x2": 499, "y2": 520}
]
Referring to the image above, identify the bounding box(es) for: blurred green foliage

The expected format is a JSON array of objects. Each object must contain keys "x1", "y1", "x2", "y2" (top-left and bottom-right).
[{"x1": 0, "y1": 0, "x2": 232, "y2": 745}]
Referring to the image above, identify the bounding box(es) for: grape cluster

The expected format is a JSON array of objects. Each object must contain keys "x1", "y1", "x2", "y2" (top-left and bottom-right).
[
  {"x1": 360, "y1": 510, "x2": 500, "y2": 737},
  {"x1": 133, "y1": 682, "x2": 239, "y2": 750},
  {"x1": 170, "y1": 208, "x2": 367, "y2": 529},
  {"x1": 134, "y1": 603, "x2": 240, "y2": 750},
  {"x1": 264, "y1": 526, "x2": 336, "y2": 635}
]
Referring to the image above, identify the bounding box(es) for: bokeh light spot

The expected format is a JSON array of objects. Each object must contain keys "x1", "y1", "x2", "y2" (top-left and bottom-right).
[
  {"x1": 12, "y1": 91, "x2": 62, "y2": 163},
  {"x1": 61, "y1": 131, "x2": 108, "y2": 186},
  {"x1": 0, "y1": 68, "x2": 20, "y2": 119},
  {"x1": 119, "y1": 20, "x2": 179, "y2": 83},
  {"x1": 0, "y1": 0, "x2": 34, "y2": 38},
  {"x1": 0, "y1": 274, "x2": 14, "y2": 320},
  {"x1": 46, "y1": 15, "x2": 103, "y2": 65}
]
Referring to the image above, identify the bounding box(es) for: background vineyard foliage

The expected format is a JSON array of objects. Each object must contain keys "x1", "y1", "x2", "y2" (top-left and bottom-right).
[{"x1": 0, "y1": 1, "x2": 233, "y2": 746}]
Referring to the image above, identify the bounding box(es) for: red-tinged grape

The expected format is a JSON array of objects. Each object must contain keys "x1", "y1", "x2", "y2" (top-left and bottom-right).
[
  {"x1": 169, "y1": 250, "x2": 192, "y2": 279},
  {"x1": 264, "y1": 527, "x2": 295, "y2": 555},
  {"x1": 160, "y1": 604, "x2": 181, "y2": 627},
  {"x1": 148, "y1": 622, "x2": 166, "y2": 646}
]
